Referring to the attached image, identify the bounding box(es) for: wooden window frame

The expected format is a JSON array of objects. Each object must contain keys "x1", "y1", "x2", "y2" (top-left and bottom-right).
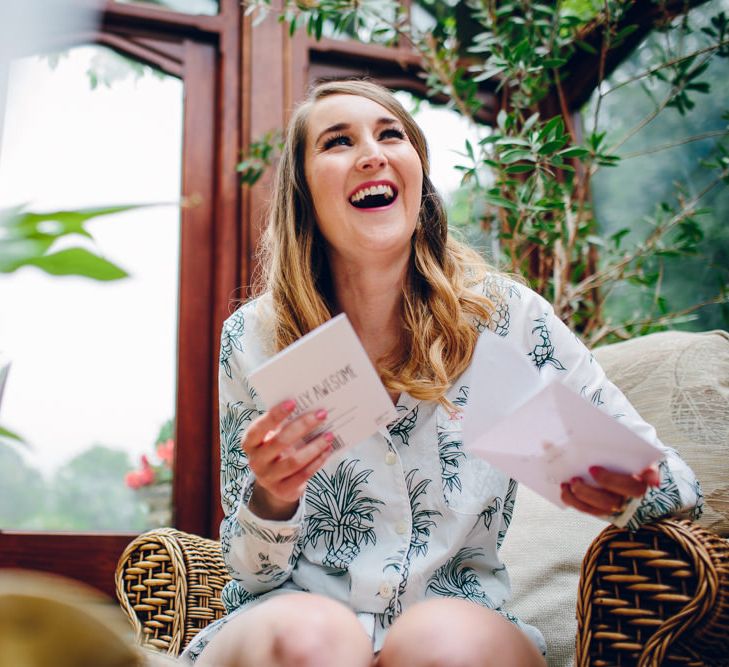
[{"x1": 0, "y1": 0, "x2": 243, "y2": 597}]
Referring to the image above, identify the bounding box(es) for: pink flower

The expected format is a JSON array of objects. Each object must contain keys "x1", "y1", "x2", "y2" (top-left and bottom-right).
[
  {"x1": 156, "y1": 439, "x2": 174, "y2": 468},
  {"x1": 125, "y1": 470, "x2": 144, "y2": 489},
  {"x1": 138, "y1": 455, "x2": 155, "y2": 485}
]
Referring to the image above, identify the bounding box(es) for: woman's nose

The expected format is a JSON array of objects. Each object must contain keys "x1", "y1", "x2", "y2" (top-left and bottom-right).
[{"x1": 356, "y1": 141, "x2": 387, "y2": 171}]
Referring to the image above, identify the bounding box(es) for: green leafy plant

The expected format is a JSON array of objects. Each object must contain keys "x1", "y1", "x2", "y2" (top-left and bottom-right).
[
  {"x1": 0, "y1": 204, "x2": 144, "y2": 279},
  {"x1": 0, "y1": 203, "x2": 164, "y2": 445},
  {"x1": 242, "y1": 0, "x2": 729, "y2": 344},
  {"x1": 237, "y1": 129, "x2": 285, "y2": 186}
]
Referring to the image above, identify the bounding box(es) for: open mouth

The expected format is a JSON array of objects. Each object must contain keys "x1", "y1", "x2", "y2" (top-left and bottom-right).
[{"x1": 349, "y1": 183, "x2": 398, "y2": 209}]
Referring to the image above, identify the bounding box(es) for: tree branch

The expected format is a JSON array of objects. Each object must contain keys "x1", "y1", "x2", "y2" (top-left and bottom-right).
[{"x1": 619, "y1": 130, "x2": 729, "y2": 159}]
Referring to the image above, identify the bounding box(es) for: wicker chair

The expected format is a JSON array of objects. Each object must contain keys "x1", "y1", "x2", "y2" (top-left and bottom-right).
[{"x1": 115, "y1": 518, "x2": 729, "y2": 666}]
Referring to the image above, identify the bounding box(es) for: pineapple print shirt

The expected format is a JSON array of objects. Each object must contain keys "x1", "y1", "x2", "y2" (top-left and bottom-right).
[{"x1": 181, "y1": 275, "x2": 701, "y2": 663}]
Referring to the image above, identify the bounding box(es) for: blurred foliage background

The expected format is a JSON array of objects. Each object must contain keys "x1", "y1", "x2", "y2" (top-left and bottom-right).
[{"x1": 586, "y1": 13, "x2": 729, "y2": 332}]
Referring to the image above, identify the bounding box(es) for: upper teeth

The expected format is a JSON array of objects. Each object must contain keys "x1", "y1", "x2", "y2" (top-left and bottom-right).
[{"x1": 350, "y1": 184, "x2": 394, "y2": 203}]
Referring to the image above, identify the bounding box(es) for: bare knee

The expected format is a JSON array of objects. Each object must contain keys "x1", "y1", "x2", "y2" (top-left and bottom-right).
[
  {"x1": 378, "y1": 599, "x2": 545, "y2": 667},
  {"x1": 271, "y1": 625, "x2": 325, "y2": 667},
  {"x1": 199, "y1": 593, "x2": 372, "y2": 667},
  {"x1": 270, "y1": 595, "x2": 363, "y2": 666}
]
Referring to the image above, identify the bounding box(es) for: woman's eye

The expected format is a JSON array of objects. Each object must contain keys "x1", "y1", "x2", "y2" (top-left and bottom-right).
[
  {"x1": 323, "y1": 134, "x2": 351, "y2": 150},
  {"x1": 380, "y1": 128, "x2": 405, "y2": 141}
]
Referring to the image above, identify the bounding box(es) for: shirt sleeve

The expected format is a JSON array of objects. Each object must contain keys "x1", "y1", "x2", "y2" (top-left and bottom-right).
[
  {"x1": 517, "y1": 288, "x2": 702, "y2": 530},
  {"x1": 218, "y1": 307, "x2": 306, "y2": 594}
]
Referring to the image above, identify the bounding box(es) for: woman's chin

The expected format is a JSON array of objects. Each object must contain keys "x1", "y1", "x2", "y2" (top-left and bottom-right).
[
  {"x1": 355, "y1": 226, "x2": 414, "y2": 256},
  {"x1": 329, "y1": 232, "x2": 412, "y2": 268}
]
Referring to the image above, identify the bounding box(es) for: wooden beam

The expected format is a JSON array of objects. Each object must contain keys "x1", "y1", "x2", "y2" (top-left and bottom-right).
[
  {"x1": 307, "y1": 38, "x2": 498, "y2": 124},
  {"x1": 208, "y1": 0, "x2": 244, "y2": 537},
  {"x1": 175, "y1": 38, "x2": 217, "y2": 538},
  {"x1": 98, "y1": 0, "x2": 224, "y2": 39}
]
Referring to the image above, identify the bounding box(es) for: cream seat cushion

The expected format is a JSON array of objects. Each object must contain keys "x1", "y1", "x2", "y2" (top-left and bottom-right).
[{"x1": 501, "y1": 329, "x2": 729, "y2": 666}]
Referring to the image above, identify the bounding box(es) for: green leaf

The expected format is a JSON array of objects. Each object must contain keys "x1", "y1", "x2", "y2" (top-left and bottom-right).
[
  {"x1": 614, "y1": 24, "x2": 639, "y2": 45},
  {"x1": 0, "y1": 425, "x2": 24, "y2": 442},
  {"x1": 588, "y1": 131, "x2": 606, "y2": 150},
  {"x1": 532, "y1": 3, "x2": 555, "y2": 15},
  {"x1": 523, "y1": 112, "x2": 540, "y2": 132},
  {"x1": 485, "y1": 194, "x2": 518, "y2": 211},
  {"x1": 559, "y1": 147, "x2": 589, "y2": 158},
  {"x1": 538, "y1": 139, "x2": 567, "y2": 155},
  {"x1": 497, "y1": 109, "x2": 508, "y2": 130},
  {"x1": 0, "y1": 237, "x2": 55, "y2": 272},
  {"x1": 538, "y1": 116, "x2": 564, "y2": 142},
  {"x1": 500, "y1": 149, "x2": 534, "y2": 164},
  {"x1": 576, "y1": 39, "x2": 597, "y2": 55},
  {"x1": 473, "y1": 67, "x2": 507, "y2": 82},
  {"x1": 597, "y1": 154, "x2": 620, "y2": 166},
  {"x1": 687, "y1": 61, "x2": 710, "y2": 81},
  {"x1": 505, "y1": 164, "x2": 536, "y2": 173},
  {"x1": 586, "y1": 235, "x2": 604, "y2": 246},
  {"x1": 686, "y1": 82, "x2": 710, "y2": 93},
  {"x1": 610, "y1": 228, "x2": 630, "y2": 250},
  {"x1": 9, "y1": 204, "x2": 152, "y2": 235},
  {"x1": 495, "y1": 137, "x2": 531, "y2": 147},
  {"x1": 23, "y1": 248, "x2": 129, "y2": 281},
  {"x1": 1, "y1": 202, "x2": 166, "y2": 278}
]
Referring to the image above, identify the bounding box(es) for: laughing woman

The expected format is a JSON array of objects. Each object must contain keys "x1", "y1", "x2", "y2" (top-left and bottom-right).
[{"x1": 182, "y1": 80, "x2": 701, "y2": 667}]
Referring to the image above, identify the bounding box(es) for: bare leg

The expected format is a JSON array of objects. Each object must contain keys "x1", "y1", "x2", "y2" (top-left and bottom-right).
[
  {"x1": 195, "y1": 593, "x2": 373, "y2": 667},
  {"x1": 376, "y1": 599, "x2": 546, "y2": 667}
]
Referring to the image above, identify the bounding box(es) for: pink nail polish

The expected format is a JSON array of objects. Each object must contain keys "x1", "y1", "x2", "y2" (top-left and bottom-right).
[
  {"x1": 571, "y1": 476, "x2": 582, "y2": 485},
  {"x1": 315, "y1": 409, "x2": 327, "y2": 420},
  {"x1": 324, "y1": 432, "x2": 334, "y2": 443},
  {"x1": 283, "y1": 400, "x2": 296, "y2": 411},
  {"x1": 589, "y1": 466, "x2": 601, "y2": 478}
]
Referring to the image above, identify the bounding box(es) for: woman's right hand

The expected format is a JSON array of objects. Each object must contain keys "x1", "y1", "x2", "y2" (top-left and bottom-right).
[{"x1": 243, "y1": 399, "x2": 334, "y2": 520}]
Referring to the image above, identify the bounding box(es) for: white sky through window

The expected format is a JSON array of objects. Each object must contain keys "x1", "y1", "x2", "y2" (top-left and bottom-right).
[{"x1": 0, "y1": 47, "x2": 182, "y2": 475}]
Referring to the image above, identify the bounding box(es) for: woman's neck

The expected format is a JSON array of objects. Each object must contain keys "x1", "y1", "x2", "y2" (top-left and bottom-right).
[{"x1": 329, "y1": 255, "x2": 408, "y2": 368}]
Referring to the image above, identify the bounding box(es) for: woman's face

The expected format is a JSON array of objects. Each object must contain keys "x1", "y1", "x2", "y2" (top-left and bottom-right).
[{"x1": 304, "y1": 94, "x2": 423, "y2": 267}]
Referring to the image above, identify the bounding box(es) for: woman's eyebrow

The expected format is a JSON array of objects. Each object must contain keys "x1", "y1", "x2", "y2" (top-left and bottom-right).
[{"x1": 314, "y1": 117, "x2": 401, "y2": 145}]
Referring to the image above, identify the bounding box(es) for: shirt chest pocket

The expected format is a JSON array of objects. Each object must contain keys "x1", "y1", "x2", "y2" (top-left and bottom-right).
[{"x1": 436, "y1": 407, "x2": 508, "y2": 516}]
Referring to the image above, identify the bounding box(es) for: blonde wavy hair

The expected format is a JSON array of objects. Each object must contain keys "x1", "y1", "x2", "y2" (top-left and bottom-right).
[{"x1": 255, "y1": 79, "x2": 497, "y2": 404}]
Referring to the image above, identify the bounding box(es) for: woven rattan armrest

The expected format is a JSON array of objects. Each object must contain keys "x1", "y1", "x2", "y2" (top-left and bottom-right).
[
  {"x1": 117, "y1": 519, "x2": 729, "y2": 663},
  {"x1": 115, "y1": 528, "x2": 230, "y2": 656},
  {"x1": 575, "y1": 518, "x2": 729, "y2": 667}
]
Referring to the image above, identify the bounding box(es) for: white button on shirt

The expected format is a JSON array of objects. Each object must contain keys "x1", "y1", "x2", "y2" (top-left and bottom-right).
[
  {"x1": 379, "y1": 582, "x2": 394, "y2": 598},
  {"x1": 395, "y1": 520, "x2": 408, "y2": 535},
  {"x1": 384, "y1": 450, "x2": 397, "y2": 465}
]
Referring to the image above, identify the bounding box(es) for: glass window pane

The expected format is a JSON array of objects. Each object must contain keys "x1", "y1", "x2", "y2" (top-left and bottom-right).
[
  {"x1": 114, "y1": 0, "x2": 219, "y2": 16},
  {"x1": 394, "y1": 91, "x2": 495, "y2": 256},
  {"x1": 0, "y1": 45, "x2": 182, "y2": 532}
]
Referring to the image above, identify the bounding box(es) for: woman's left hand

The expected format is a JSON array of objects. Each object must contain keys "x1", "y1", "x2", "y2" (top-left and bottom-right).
[{"x1": 560, "y1": 465, "x2": 660, "y2": 517}]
